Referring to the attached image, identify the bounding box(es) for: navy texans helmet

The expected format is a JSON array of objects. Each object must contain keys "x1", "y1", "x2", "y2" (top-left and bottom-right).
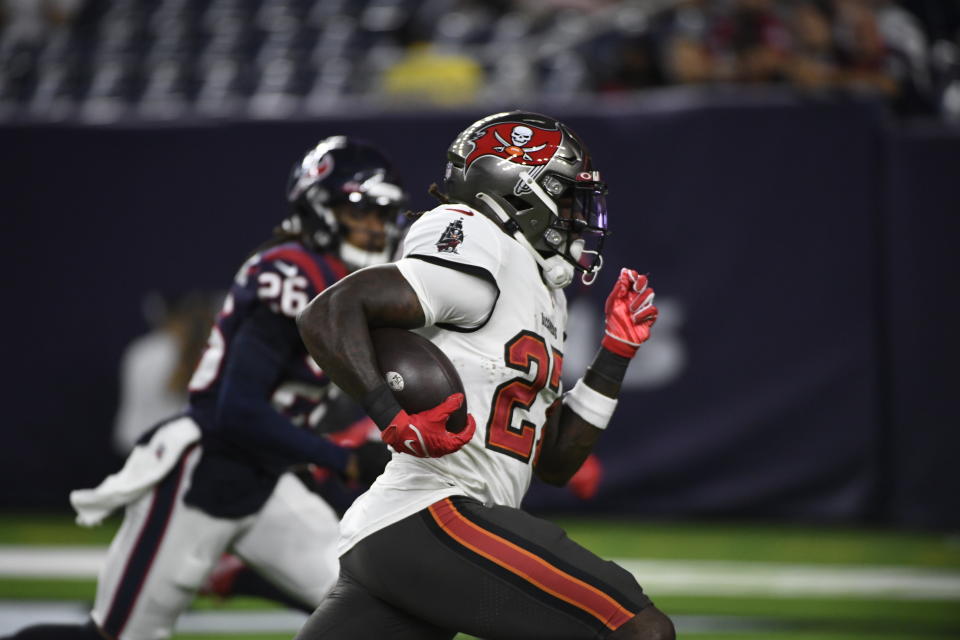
[
  {"x1": 443, "y1": 111, "x2": 609, "y2": 289},
  {"x1": 285, "y1": 136, "x2": 407, "y2": 269}
]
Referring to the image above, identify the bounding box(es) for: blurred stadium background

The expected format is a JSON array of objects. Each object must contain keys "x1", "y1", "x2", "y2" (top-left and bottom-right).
[{"x1": 2, "y1": 0, "x2": 959, "y2": 638}]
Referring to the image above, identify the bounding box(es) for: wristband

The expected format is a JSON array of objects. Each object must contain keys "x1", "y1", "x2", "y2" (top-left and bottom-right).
[
  {"x1": 361, "y1": 384, "x2": 403, "y2": 431},
  {"x1": 563, "y1": 378, "x2": 618, "y2": 430},
  {"x1": 588, "y1": 346, "x2": 632, "y2": 388}
]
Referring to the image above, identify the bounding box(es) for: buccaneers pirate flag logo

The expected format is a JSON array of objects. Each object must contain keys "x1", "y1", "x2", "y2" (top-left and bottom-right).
[
  {"x1": 463, "y1": 122, "x2": 563, "y2": 172},
  {"x1": 436, "y1": 218, "x2": 465, "y2": 253}
]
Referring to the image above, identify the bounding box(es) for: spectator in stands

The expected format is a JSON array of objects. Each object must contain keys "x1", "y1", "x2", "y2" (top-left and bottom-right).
[
  {"x1": 0, "y1": 0, "x2": 954, "y2": 121},
  {"x1": 654, "y1": 0, "x2": 717, "y2": 85},
  {"x1": 871, "y1": 0, "x2": 936, "y2": 113},
  {"x1": 596, "y1": 30, "x2": 665, "y2": 92},
  {"x1": 710, "y1": 0, "x2": 791, "y2": 84},
  {"x1": 833, "y1": 0, "x2": 899, "y2": 95},
  {"x1": 785, "y1": 0, "x2": 842, "y2": 89}
]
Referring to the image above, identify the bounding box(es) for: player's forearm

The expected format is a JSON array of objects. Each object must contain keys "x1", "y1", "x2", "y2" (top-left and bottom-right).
[
  {"x1": 582, "y1": 347, "x2": 631, "y2": 397},
  {"x1": 535, "y1": 347, "x2": 631, "y2": 485},
  {"x1": 535, "y1": 409, "x2": 601, "y2": 486},
  {"x1": 297, "y1": 265, "x2": 426, "y2": 402},
  {"x1": 298, "y1": 282, "x2": 381, "y2": 400}
]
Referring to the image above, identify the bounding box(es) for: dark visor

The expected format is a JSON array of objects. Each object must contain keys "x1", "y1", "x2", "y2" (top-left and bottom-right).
[{"x1": 545, "y1": 172, "x2": 609, "y2": 272}]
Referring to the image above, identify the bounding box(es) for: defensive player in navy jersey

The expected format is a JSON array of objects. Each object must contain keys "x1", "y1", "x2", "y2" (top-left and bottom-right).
[
  {"x1": 3, "y1": 137, "x2": 404, "y2": 640},
  {"x1": 295, "y1": 113, "x2": 675, "y2": 639}
]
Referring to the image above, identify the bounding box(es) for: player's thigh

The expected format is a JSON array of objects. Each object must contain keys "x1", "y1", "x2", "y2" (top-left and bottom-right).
[
  {"x1": 91, "y1": 447, "x2": 241, "y2": 640},
  {"x1": 295, "y1": 570, "x2": 454, "y2": 640},
  {"x1": 346, "y1": 496, "x2": 652, "y2": 640},
  {"x1": 232, "y1": 473, "x2": 340, "y2": 607}
]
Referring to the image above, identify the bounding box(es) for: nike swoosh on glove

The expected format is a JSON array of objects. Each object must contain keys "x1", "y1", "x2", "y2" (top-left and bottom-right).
[
  {"x1": 380, "y1": 393, "x2": 477, "y2": 457},
  {"x1": 601, "y1": 268, "x2": 658, "y2": 359}
]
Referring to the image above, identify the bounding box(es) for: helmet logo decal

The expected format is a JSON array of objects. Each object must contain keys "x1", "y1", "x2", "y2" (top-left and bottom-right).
[
  {"x1": 463, "y1": 122, "x2": 563, "y2": 171},
  {"x1": 308, "y1": 154, "x2": 334, "y2": 179},
  {"x1": 290, "y1": 153, "x2": 335, "y2": 202},
  {"x1": 436, "y1": 218, "x2": 465, "y2": 254}
]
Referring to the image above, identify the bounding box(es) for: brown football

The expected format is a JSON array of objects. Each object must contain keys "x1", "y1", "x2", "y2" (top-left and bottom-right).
[{"x1": 370, "y1": 328, "x2": 467, "y2": 433}]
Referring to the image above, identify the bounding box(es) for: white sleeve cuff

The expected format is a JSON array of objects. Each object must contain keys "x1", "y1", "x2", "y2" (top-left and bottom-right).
[{"x1": 563, "y1": 379, "x2": 618, "y2": 430}]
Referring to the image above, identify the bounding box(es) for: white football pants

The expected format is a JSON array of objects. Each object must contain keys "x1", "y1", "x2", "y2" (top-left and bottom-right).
[{"x1": 90, "y1": 446, "x2": 339, "y2": 640}]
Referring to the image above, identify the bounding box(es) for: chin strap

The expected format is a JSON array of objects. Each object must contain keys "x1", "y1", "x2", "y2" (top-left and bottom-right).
[
  {"x1": 475, "y1": 192, "x2": 575, "y2": 289},
  {"x1": 580, "y1": 250, "x2": 602, "y2": 285}
]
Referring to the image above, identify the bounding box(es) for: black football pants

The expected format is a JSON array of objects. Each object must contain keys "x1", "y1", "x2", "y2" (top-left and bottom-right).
[{"x1": 295, "y1": 496, "x2": 651, "y2": 640}]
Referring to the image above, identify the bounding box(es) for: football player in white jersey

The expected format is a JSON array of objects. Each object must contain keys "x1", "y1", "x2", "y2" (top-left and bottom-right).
[{"x1": 296, "y1": 112, "x2": 674, "y2": 640}]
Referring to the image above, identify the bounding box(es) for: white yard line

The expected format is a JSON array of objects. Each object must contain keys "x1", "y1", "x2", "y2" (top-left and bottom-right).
[
  {"x1": 613, "y1": 558, "x2": 960, "y2": 601},
  {"x1": 0, "y1": 546, "x2": 105, "y2": 578},
  {"x1": 0, "y1": 546, "x2": 958, "y2": 600},
  {"x1": 0, "y1": 603, "x2": 784, "y2": 636},
  {"x1": 0, "y1": 602, "x2": 309, "y2": 634}
]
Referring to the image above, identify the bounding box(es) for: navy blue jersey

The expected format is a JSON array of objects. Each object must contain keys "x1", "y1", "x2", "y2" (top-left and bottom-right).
[{"x1": 183, "y1": 241, "x2": 352, "y2": 517}]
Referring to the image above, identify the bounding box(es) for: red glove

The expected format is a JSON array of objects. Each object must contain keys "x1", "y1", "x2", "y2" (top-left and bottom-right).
[
  {"x1": 601, "y1": 268, "x2": 658, "y2": 359},
  {"x1": 381, "y1": 393, "x2": 476, "y2": 457},
  {"x1": 567, "y1": 454, "x2": 603, "y2": 500}
]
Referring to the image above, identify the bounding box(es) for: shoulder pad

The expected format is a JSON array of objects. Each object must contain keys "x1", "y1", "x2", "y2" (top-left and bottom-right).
[{"x1": 401, "y1": 205, "x2": 504, "y2": 278}]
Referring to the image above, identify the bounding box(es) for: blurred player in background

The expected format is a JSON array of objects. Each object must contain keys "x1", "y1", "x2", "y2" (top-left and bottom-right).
[
  {"x1": 296, "y1": 112, "x2": 674, "y2": 639},
  {"x1": 2, "y1": 136, "x2": 403, "y2": 640},
  {"x1": 112, "y1": 290, "x2": 217, "y2": 455}
]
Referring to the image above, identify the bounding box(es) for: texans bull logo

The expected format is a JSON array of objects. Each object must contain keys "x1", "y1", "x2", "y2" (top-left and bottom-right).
[{"x1": 463, "y1": 123, "x2": 563, "y2": 172}]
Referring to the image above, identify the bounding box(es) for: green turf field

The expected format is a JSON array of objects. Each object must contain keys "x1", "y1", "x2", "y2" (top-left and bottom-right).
[{"x1": 1, "y1": 513, "x2": 958, "y2": 640}]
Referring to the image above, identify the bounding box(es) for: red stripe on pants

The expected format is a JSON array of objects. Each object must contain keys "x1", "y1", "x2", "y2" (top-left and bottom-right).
[{"x1": 427, "y1": 498, "x2": 635, "y2": 632}]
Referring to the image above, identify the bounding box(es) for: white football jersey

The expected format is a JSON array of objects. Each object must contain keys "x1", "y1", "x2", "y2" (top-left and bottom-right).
[{"x1": 337, "y1": 204, "x2": 568, "y2": 555}]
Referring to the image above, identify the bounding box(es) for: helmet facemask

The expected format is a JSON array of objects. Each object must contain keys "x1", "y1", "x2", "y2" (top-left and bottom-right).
[{"x1": 519, "y1": 170, "x2": 608, "y2": 286}]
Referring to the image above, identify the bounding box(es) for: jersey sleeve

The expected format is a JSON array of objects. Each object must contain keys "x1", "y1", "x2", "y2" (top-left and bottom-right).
[
  {"x1": 400, "y1": 205, "x2": 503, "y2": 285},
  {"x1": 213, "y1": 307, "x2": 350, "y2": 472},
  {"x1": 398, "y1": 205, "x2": 504, "y2": 330},
  {"x1": 395, "y1": 257, "x2": 498, "y2": 329}
]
